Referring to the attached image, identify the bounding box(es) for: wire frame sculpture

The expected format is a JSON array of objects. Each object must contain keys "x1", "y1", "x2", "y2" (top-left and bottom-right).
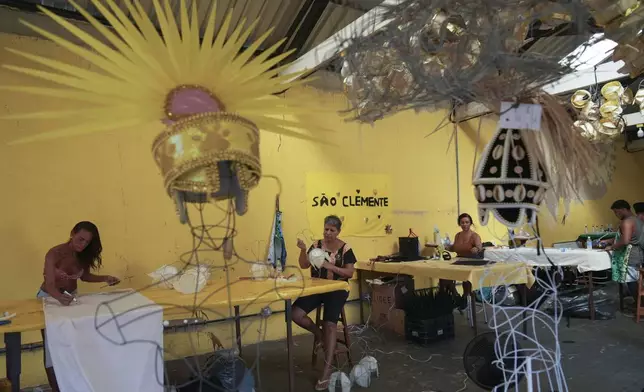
[
  {"x1": 96, "y1": 198, "x2": 308, "y2": 391},
  {"x1": 479, "y1": 262, "x2": 568, "y2": 392}
]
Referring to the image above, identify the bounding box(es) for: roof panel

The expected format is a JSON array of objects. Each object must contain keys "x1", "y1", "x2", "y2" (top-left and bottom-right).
[
  {"x1": 0, "y1": 0, "x2": 374, "y2": 58},
  {"x1": 300, "y1": 3, "x2": 365, "y2": 53}
]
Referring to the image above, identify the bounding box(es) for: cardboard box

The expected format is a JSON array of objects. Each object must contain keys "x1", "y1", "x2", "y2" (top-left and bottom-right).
[
  {"x1": 0, "y1": 379, "x2": 11, "y2": 392},
  {"x1": 372, "y1": 307, "x2": 405, "y2": 336},
  {"x1": 371, "y1": 275, "x2": 414, "y2": 309},
  {"x1": 370, "y1": 275, "x2": 414, "y2": 335}
]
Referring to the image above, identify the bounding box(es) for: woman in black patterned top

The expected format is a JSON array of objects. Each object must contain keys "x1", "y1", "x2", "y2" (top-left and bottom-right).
[{"x1": 293, "y1": 215, "x2": 356, "y2": 390}]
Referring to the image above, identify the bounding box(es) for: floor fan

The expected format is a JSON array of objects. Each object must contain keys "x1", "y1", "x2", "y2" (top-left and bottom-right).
[{"x1": 463, "y1": 332, "x2": 524, "y2": 391}]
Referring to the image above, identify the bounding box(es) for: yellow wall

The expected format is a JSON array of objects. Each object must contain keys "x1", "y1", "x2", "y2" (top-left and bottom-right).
[{"x1": 2, "y1": 32, "x2": 644, "y2": 386}]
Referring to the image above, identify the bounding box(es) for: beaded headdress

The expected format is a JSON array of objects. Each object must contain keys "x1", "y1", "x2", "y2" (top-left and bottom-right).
[
  {"x1": 473, "y1": 128, "x2": 549, "y2": 228},
  {"x1": 2, "y1": 0, "x2": 325, "y2": 220}
]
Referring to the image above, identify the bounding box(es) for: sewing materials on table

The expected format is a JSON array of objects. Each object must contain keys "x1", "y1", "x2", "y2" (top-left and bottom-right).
[
  {"x1": 250, "y1": 262, "x2": 271, "y2": 280},
  {"x1": 148, "y1": 265, "x2": 180, "y2": 289},
  {"x1": 172, "y1": 270, "x2": 208, "y2": 294},
  {"x1": 43, "y1": 292, "x2": 163, "y2": 392},
  {"x1": 0, "y1": 311, "x2": 16, "y2": 322}
]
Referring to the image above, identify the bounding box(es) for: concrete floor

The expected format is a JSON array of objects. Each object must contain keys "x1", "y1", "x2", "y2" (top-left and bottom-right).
[{"x1": 165, "y1": 289, "x2": 644, "y2": 392}]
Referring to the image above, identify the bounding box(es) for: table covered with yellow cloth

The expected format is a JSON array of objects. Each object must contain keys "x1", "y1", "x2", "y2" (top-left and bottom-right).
[
  {"x1": 354, "y1": 259, "x2": 534, "y2": 336},
  {"x1": 355, "y1": 259, "x2": 535, "y2": 289}
]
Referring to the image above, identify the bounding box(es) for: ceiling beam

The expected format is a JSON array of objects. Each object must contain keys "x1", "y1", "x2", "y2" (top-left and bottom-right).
[
  {"x1": 0, "y1": 0, "x2": 267, "y2": 57},
  {"x1": 282, "y1": 0, "x2": 331, "y2": 60},
  {"x1": 280, "y1": 0, "x2": 401, "y2": 79},
  {"x1": 0, "y1": 0, "x2": 110, "y2": 25}
]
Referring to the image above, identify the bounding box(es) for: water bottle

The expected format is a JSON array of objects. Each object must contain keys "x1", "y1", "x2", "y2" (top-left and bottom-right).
[
  {"x1": 584, "y1": 225, "x2": 588, "y2": 234},
  {"x1": 276, "y1": 263, "x2": 283, "y2": 277},
  {"x1": 444, "y1": 233, "x2": 451, "y2": 246},
  {"x1": 586, "y1": 236, "x2": 593, "y2": 250}
]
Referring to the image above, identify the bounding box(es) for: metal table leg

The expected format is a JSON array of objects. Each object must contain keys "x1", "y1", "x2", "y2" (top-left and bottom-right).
[
  {"x1": 4, "y1": 332, "x2": 21, "y2": 392},
  {"x1": 357, "y1": 269, "x2": 364, "y2": 325},
  {"x1": 234, "y1": 305, "x2": 242, "y2": 356},
  {"x1": 285, "y1": 299, "x2": 295, "y2": 392},
  {"x1": 587, "y1": 272, "x2": 596, "y2": 321},
  {"x1": 519, "y1": 284, "x2": 528, "y2": 339},
  {"x1": 463, "y1": 282, "x2": 477, "y2": 335}
]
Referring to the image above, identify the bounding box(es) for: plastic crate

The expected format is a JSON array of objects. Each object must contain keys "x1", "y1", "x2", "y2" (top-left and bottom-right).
[{"x1": 405, "y1": 313, "x2": 455, "y2": 345}]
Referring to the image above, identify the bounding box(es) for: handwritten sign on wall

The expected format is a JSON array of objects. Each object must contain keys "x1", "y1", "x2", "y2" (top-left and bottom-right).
[{"x1": 305, "y1": 172, "x2": 392, "y2": 237}]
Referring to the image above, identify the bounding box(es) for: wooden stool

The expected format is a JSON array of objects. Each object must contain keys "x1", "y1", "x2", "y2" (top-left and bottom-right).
[
  {"x1": 636, "y1": 269, "x2": 644, "y2": 323},
  {"x1": 311, "y1": 306, "x2": 353, "y2": 368}
]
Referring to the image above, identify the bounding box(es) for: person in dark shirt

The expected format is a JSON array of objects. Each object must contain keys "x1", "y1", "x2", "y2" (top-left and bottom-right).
[{"x1": 293, "y1": 215, "x2": 356, "y2": 390}]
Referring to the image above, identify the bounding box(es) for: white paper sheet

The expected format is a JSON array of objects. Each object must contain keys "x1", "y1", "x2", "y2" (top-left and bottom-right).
[{"x1": 43, "y1": 291, "x2": 164, "y2": 392}]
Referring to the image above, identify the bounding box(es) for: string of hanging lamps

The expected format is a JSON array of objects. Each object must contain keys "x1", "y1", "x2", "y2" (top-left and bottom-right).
[{"x1": 571, "y1": 81, "x2": 644, "y2": 143}]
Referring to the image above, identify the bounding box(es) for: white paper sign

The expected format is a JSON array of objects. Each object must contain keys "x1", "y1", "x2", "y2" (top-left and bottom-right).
[{"x1": 499, "y1": 102, "x2": 542, "y2": 131}]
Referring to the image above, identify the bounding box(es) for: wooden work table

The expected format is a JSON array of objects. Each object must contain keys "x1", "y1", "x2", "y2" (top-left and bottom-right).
[
  {"x1": 354, "y1": 259, "x2": 535, "y2": 336},
  {"x1": 0, "y1": 278, "x2": 349, "y2": 392}
]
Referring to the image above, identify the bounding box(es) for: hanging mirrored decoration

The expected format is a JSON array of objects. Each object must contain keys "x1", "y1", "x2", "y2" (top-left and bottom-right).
[{"x1": 473, "y1": 128, "x2": 550, "y2": 228}]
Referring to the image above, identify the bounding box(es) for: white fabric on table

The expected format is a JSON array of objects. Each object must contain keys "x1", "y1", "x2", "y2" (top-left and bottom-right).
[
  {"x1": 484, "y1": 247, "x2": 611, "y2": 273},
  {"x1": 43, "y1": 291, "x2": 163, "y2": 392}
]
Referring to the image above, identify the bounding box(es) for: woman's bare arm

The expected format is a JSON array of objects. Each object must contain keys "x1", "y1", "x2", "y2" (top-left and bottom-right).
[
  {"x1": 323, "y1": 262, "x2": 355, "y2": 279},
  {"x1": 43, "y1": 251, "x2": 66, "y2": 302},
  {"x1": 446, "y1": 232, "x2": 460, "y2": 252},
  {"x1": 473, "y1": 233, "x2": 483, "y2": 253},
  {"x1": 614, "y1": 220, "x2": 635, "y2": 249},
  {"x1": 80, "y1": 270, "x2": 106, "y2": 283},
  {"x1": 298, "y1": 249, "x2": 311, "y2": 269}
]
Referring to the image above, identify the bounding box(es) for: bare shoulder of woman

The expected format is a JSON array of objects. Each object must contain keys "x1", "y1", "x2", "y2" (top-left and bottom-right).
[{"x1": 46, "y1": 243, "x2": 68, "y2": 260}]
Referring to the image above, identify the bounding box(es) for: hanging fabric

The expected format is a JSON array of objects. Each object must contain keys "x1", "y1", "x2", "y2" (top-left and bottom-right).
[{"x1": 267, "y1": 197, "x2": 287, "y2": 269}]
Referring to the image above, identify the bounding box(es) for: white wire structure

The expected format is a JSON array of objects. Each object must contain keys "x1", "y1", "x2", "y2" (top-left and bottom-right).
[
  {"x1": 94, "y1": 198, "x2": 305, "y2": 391},
  {"x1": 479, "y1": 248, "x2": 568, "y2": 392}
]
